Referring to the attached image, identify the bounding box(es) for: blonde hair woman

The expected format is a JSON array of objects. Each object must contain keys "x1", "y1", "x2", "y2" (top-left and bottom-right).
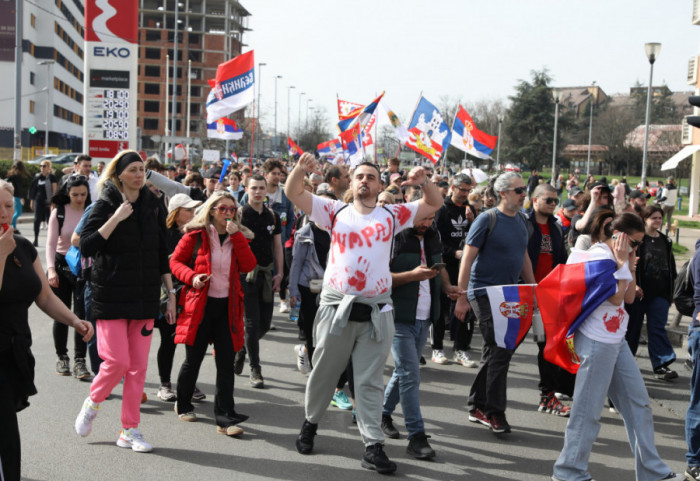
[
  {"x1": 170, "y1": 191, "x2": 257, "y2": 436},
  {"x1": 74, "y1": 150, "x2": 176, "y2": 452}
]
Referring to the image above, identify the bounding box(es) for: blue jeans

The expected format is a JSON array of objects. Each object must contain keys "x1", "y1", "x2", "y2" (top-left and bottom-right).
[
  {"x1": 686, "y1": 326, "x2": 700, "y2": 467},
  {"x1": 383, "y1": 318, "x2": 431, "y2": 438},
  {"x1": 12, "y1": 197, "x2": 21, "y2": 229},
  {"x1": 553, "y1": 332, "x2": 671, "y2": 481},
  {"x1": 641, "y1": 297, "x2": 676, "y2": 370}
]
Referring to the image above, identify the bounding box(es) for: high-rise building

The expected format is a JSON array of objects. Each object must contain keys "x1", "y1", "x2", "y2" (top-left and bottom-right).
[{"x1": 137, "y1": 0, "x2": 251, "y2": 152}]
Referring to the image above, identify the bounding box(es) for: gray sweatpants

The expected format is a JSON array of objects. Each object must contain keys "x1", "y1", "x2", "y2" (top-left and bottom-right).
[{"x1": 304, "y1": 310, "x2": 394, "y2": 446}]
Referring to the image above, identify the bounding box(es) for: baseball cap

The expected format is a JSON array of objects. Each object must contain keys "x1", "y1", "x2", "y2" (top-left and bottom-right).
[
  {"x1": 589, "y1": 181, "x2": 611, "y2": 191},
  {"x1": 629, "y1": 190, "x2": 651, "y2": 200},
  {"x1": 390, "y1": 173, "x2": 402, "y2": 182},
  {"x1": 562, "y1": 199, "x2": 577, "y2": 211},
  {"x1": 569, "y1": 186, "x2": 583, "y2": 197},
  {"x1": 168, "y1": 193, "x2": 202, "y2": 214},
  {"x1": 203, "y1": 166, "x2": 222, "y2": 179}
]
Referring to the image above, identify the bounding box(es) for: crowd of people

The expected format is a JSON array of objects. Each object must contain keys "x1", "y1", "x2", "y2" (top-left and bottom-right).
[{"x1": 0, "y1": 151, "x2": 697, "y2": 480}]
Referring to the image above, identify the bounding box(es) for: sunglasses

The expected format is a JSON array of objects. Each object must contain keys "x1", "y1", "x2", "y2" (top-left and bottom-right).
[
  {"x1": 629, "y1": 239, "x2": 643, "y2": 248},
  {"x1": 507, "y1": 187, "x2": 526, "y2": 195},
  {"x1": 69, "y1": 174, "x2": 87, "y2": 181},
  {"x1": 214, "y1": 205, "x2": 237, "y2": 215},
  {"x1": 543, "y1": 197, "x2": 559, "y2": 205}
]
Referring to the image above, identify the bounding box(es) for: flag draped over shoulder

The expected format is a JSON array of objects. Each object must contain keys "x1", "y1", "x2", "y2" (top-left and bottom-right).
[
  {"x1": 535, "y1": 253, "x2": 619, "y2": 374},
  {"x1": 207, "y1": 117, "x2": 243, "y2": 140},
  {"x1": 405, "y1": 96, "x2": 452, "y2": 163},
  {"x1": 481, "y1": 284, "x2": 535, "y2": 350},
  {"x1": 206, "y1": 50, "x2": 255, "y2": 123},
  {"x1": 450, "y1": 105, "x2": 497, "y2": 159},
  {"x1": 288, "y1": 137, "x2": 304, "y2": 157}
]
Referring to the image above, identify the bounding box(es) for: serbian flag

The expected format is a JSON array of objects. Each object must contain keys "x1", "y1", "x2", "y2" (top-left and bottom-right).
[
  {"x1": 340, "y1": 122, "x2": 365, "y2": 167},
  {"x1": 207, "y1": 117, "x2": 243, "y2": 140},
  {"x1": 362, "y1": 113, "x2": 376, "y2": 147},
  {"x1": 536, "y1": 251, "x2": 622, "y2": 373},
  {"x1": 481, "y1": 284, "x2": 535, "y2": 350},
  {"x1": 450, "y1": 105, "x2": 498, "y2": 159},
  {"x1": 405, "y1": 96, "x2": 452, "y2": 163},
  {"x1": 318, "y1": 138, "x2": 341, "y2": 157},
  {"x1": 288, "y1": 137, "x2": 304, "y2": 157},
  {"x1": 338, "y1": 98, "x2": 364, "y2": 121},
  {"x1": 206, "y1": 50, "x2": 255, "y2": 123},
  {"x1": 337, "y1": 92, "x2": 385, "y2": 133}
]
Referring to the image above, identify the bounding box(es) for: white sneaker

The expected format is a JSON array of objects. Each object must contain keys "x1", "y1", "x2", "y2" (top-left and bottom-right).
[
  {"x1": 431, "y1": 350, "x2": 449, "y2": 365},
  {"x1": 295, "y1": 344, "x2": 311, "y2": 375},
  {"x1": 454, "y1": 350, "x2": 478, "y2": 368},
  {"x1": 75, "y1": 397, "x2": 100, "y2": 437},
  {"x1": 279, "y1": 301, "x2": 290, "y2": 313},
  {"x1": 117, "y1": 428, "x2": 153, "y2": 453}
]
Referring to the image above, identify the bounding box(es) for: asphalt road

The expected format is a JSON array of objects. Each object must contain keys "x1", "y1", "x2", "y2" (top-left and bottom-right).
[{"x1": 14, "y1": 227, "x2": 694, "y2": 481}]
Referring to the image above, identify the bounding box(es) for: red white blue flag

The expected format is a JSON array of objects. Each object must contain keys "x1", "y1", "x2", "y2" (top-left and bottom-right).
[
  {"x1": 337, "y1": 99, "x2": 364, "y2": 121},
  {"x1": 405, "y1": 96, "x2": 452, "y2": 163},
  {"x1": 339, "y1": 123, "x2": 365, "y2": 167},
  {"x1": 207, "y1": 117, "x2": 243, "y2": 140},
  {"x1": 536, "y1": 253, "x2": 621, "y2": 373},
  {"x1": 450, "y1": 105, "x2": 498, "y2": 159},
  {"x1": 288, "y1": 137, "x2": 304, "y2": 157},
  {"x1": 337, "y1": 92, "x2": 384, "y2": 133},
  {"x1": 206, "y1": 50, "x2": 255, "y2": 123},
  {"x1": 318, "y1": 138, "x2": 342, "y2": 157},
  {"x1": 481, "y1": 284, "x2": 535, "y2": 350}
]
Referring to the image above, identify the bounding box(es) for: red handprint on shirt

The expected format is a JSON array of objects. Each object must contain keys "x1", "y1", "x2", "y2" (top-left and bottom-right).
[
  {"x1": 603, "y1": 307, "x2": 625, "y2": 333},
  {"x1": 395, "y1": 205, "x2": 411, "y2": 226},
  {"x1": 346, "y1": 256, "x2": 370, "y2": 291},
  {"x1": 375, "y1": 277, "x2": 390, "y2": 294}
]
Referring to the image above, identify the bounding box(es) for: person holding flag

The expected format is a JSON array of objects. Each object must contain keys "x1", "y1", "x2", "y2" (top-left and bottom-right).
[
  {"x1": 453, "y1": 172, "x2": 536, "y2": 434},
  {"x1": 549, "y1": 212, "x2": 682, "y2": 481}
]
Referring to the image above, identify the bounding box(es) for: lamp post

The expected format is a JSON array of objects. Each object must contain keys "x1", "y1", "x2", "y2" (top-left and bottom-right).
[
  {"x1": 287, "y1": 85, "x2": 295, "y2": 142},
  {"x1": 641, "y1": 42, "x2": 661, "y2": 191},
  {"x1": 551, "y1": 88, "x2": 562, "y2": 186},
  {"x1": 585, "y1": 82, "x2": 597, "y2": 177},
  {"x1": 274, "y1": 75, "x2": 281, "y2": 149},
  {"x1": 306, "y1": 98, "x2": 312, "y2": 129},
  {"x1": 496, "y1": 114, "x2": 504, "y2": 166},
  {"x1": 38, "y1": 60, "x2": 55, "y2": 154},
  {"x1": 298, "y1": 91, "x2": 305, "y2": 138},
  {"x1": 255, "y1": 62, "x2": 266, "y2": 158},
  {"x1": 171, "y1": 2, "x2": 180, "y2": 144}
]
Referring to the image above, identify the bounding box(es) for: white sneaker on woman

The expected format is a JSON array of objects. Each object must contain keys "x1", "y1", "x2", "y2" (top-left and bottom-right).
[
  {"x1": 75, "y1": 397, "x2": 100, "y2": 437},
  {"x1": 117, "y1": 428, "x2": 153, "y2": 452}
]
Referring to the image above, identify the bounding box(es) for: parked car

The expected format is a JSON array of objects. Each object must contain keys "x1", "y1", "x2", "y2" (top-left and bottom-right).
[{"x1": 27, "y1": 154, "x2": 57, "y2": 165}]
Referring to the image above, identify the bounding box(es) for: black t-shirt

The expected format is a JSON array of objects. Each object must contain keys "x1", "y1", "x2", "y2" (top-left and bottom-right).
[
  {"x1": 30, "y1": 173, "x2": 57, "y2": 203},
  {"x1": 7, "y1": 174, "x2": 24, "y2": 198},
  {"x1": 240, "y1": 205, "x2": 281, "y2": 267},
  {"x1": 641, "y1": 234, "x2": 672, "y2": 299}
]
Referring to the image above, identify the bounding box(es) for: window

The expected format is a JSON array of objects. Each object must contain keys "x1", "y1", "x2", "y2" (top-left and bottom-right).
[
  {"x1": 145, "y1": 48, "x2": 160, "y2": 60},
  {"x1": 144, "y1": 83, "x2": 160, "y2": 95},
  {"x1": 190, "y1": 86, "x2": 201, "y2": 98},
  {"x1": 29, "y1": 100, "x2": 35, "y2": 114},
  {"x1": 144, "y1": 118, "x2": 159, "y2": 130},
  {"x1": 30, "y1": 13, "x2": 36, "y2": 28},
  {"x1": 144, "y1": 65, "x2": 160, "y2": 77},
  {"x1": 30, "y1": 72, "x2": 35, "y2": 85},
  {"x1": 143, "y1": 101, "x2": 160, "y2": 112},
  {"x1": 145, "y1": 30, "x2": 161, "y2": 42}
]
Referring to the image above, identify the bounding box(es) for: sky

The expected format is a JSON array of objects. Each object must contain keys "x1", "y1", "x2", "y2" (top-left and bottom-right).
[{"x1": 244, "y1": 0, "x2": 700, "y2": 135}]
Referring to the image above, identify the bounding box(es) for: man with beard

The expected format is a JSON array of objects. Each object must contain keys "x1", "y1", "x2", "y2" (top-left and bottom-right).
[
  {"x1": 454, "y1": 172, "x2": 536, "y2": 434},
  {"x1": 286, "y1": 153, "x2": 443, "y2": 473},
  {"x1": 434, "y1": 173, "x2": 477, "y2": 367},
  {"x1": 630, "y1": 189, "x2": 651, "y2": 215}
]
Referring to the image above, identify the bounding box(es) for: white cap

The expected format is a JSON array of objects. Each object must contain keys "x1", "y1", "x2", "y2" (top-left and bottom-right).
[{"x1": 168, "y1": 193, "x2": 202, "y2": 214}]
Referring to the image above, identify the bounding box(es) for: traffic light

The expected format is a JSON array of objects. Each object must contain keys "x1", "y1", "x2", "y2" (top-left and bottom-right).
[
  {"x1": 688, "y1": 96, "x2": 700, "y2": 128},
  {"x1": 28, "y1": 126, "x2": 37, "y2": 134}
]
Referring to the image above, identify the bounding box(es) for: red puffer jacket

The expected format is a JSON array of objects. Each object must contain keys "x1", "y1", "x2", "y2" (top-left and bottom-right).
[{"x1": 170, "y1": 228, "x2": 257, "y2": 350}]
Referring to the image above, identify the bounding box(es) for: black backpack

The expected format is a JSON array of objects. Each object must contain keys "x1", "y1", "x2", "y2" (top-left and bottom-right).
[{"x1": 673, "y1": 259, "x2": 695, "y2": 317}]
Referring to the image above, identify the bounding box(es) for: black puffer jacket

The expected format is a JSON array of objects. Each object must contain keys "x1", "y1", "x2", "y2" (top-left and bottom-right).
[{"x1": 80, "y1": 181, "x2": 169, "y2": 320}]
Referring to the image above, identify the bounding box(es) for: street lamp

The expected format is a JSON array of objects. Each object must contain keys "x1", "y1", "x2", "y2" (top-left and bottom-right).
[
  {"x1": 306, "y1": 98, "x2": 312, "y2": 129},
  {"x1": 287, "y1": 85, "x2": 295, "y2": 142},
  {"x1": 551, "y1": 88, "x2": 562, "y2": 186},
  {"x1": 641, "y1": 42, "x2": 661, "y2": 191},
  {"x1": 38, "y1": 60, "x2": 55, "y2": 154},
  {"x1": 256, "y1": 62, "x2": 266, "y2": 157},
  {"x1": 586, "y1": 81, "x2": 596, "y2": 177},
  {"x1": 298, "y1": 91, "x2": 305, "y2": 138},
  {"x1": 496, "y1": 114, "x2": 504, "y2": 166},
  {"x1": 274, "y1": 75, "x2": 282, "y2": 149}
]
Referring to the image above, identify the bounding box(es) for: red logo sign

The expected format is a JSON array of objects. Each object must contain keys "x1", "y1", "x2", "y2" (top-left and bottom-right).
[
  {"x1": 88, "y1": 140, "x2": 126, "y2": 159},
  {"x1": 85, "y1": 0, "x2": 138, "y2": 43}
]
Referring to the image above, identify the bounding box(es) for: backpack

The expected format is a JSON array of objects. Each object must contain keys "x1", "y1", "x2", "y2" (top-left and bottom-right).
[
  {"x1": 331, "y1": 203, "x2": 396, "y2": 259},
  {"x1": 673, "y1": 259, "x2": 695, "y2": 317},
  {"x1": 56, "y1": 204, "x2": 66, "y2": 236},
  {"x1": 484, "y1": 208, "x2": 535, "y2": 242}
]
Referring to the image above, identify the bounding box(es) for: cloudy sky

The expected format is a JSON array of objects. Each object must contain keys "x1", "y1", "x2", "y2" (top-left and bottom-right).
[{"x1": 245, "y1": 0, "x2": 699, "y2": 133}]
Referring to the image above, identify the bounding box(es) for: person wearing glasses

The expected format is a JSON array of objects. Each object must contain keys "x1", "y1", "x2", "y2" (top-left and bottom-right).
[
  {"x1": 74, "y1": 150, "x2": 176, "y2": 453},
  {"x1": 170, "y1": 191, "x2": 256, "y2": 436},
  {"x1": 61, "y1": 155, "x2": 98, "y2": 200},
  {"x1": 552, "y1": 212, "x2": 683, "y2": 481},
  {"x1": 453, "y1": 172, "x2": 536, "y2": 434},
  {"x1": 28, "y1": 161, "x2": 57, "y2": 246},
  {"x1": 526, "y1": 184, "x2": 574, "y2": 417},
  {"x1": 46, "y1": 177, "x2": 91, "y2": 379}
]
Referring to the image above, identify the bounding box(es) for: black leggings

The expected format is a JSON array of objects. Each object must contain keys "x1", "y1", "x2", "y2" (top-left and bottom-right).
[
  {"x1": 157, "y1": 315, "x2": 177, "y2": 384},
  {"x1": 51, "y1": 256, "x2": 86, "y2": 359},
  {"x1": 33, "y1": 201, "x2": 49, "y2": 242}
]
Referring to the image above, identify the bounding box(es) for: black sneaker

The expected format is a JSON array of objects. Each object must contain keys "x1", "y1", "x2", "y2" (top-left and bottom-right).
[
  {"x1": 250, "y1": 366, "x2": 264, "y2": 388},
  {"x1": 489, "y1": 413, "x2": 511, "y2": 434},
  {"x1": 295, "y1": 420, "x2": 317, "y2": 455},
  {"x1": 362, "y1": 443, "x2": 397, "y2": 474},
  {"x1": 407, "y1": 432, "x2": 435, "y2": 460},
  {"x1": 381, "y1": 414, "x2": 400, "y2": 439},
  {"x1": 687, "y1": 466, "x2": 700, "y2": 481},
  {"x1": 56, "y1": 355, "x2": 70, "y2": 376},
  {"x1": 73, "y1": 358, "x2": 91, "y2": 380},
  {"x1": 234, "y1": 350, "x2": 246, "y2": 375},
  {"x1": 654, "y1": 366, "x2": 679, "y2": 381}
]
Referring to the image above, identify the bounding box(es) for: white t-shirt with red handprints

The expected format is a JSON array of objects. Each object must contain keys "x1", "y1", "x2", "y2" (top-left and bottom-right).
[{"x1": 310, "y1": 196, "x2": 418, "y2": 298}]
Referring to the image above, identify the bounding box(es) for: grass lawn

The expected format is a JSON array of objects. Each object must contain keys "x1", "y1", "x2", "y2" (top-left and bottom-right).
[{"x1": 673, "y1": 243, "x2": 689, "y2": 255}]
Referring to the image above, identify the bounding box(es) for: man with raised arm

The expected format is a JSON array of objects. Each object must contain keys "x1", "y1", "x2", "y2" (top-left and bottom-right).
[{"x1": 285, "y1": 153, "x2": 443, "y2": 474}]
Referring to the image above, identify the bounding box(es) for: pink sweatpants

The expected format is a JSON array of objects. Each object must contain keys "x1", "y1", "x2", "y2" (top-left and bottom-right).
[{"x1": 90, "y1": 318, "x2": 154, "y2": 429}]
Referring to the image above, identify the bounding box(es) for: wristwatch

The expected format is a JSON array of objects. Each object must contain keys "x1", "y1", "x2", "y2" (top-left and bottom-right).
[{"x1": 168, "y1": 289, "x2": 177, "y2": 295}]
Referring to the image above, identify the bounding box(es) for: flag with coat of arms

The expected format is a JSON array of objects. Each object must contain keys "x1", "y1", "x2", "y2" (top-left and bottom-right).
[
  {"x1": 337, "y1": 92, "x2": 384, "y2": 133},
  {"x1": 478, "y1": 284, "x2": 535, "y2": 350},
  {"x1": 206, "y1": 50, "x2": 255, "y2": 123},
  {"x1": 288, "y1": 137, "x2": 304, "y2": 157},
  {"x1": 339, "y1": 123, "x2": 365, "y2": 167},
  {"x1": 317, "y1": 138, "x2": 342, "y2": 158},
  {"x1": 207, "y1": 117, "x2": 244, "y2": 140},
  {"x1": 450, "y1": 105, "x2": 498, "y2": 159},
  {"x1": 405, "y1": 96, "x2": 452, "y2": 163}
]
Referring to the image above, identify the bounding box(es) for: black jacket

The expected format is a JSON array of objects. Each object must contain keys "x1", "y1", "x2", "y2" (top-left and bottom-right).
[
  {"x1": 80, "y1": 181, "x2": 169, "y2": 320},
  {"x1": 636, "y1": 231, "x2": 677, "y2": 302},
  {"x1": 434, "y1": 196, "x2": 474, "y2": 282},
  {"x1": 526, "y1": 212, "x2": 567, "y2": 274}
]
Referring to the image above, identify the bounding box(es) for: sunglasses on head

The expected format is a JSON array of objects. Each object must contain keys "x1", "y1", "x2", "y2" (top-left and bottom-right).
[
  {"x1": 70, "y1": 174, "x2": 87, "y2": 181},
  {"x1": 543, "y1": 197, "x2": 559, "y2": 205},
  {"x1": 214, "y1": 205, "x2": 237, "y2": 215},
  {"x1": 507, "y1": 187, "x2": 526, "y2": 195}
]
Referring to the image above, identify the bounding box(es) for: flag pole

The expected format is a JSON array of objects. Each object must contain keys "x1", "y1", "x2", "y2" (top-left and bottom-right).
[
  {"x1": 395, "y1": 91, "x2": 423, "y2": 158},
  {"x1": 250, "y1": 103, "x2": 256, "y2": 163},
  {"x1": 441, "y1": 104, "x2": 460, "y2": 176}
]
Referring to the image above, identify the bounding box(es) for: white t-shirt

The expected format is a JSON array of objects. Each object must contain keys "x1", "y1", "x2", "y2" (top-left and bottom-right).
[
  {"x1": 310, "y1": 196, "x2": 418, "y2": 297},
  {"x1": 569, "y1": 242, "x2": 633, "y2": 344},
  {"x1": 416, "y1": 239, "x2": 431, "y2": 320}
]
